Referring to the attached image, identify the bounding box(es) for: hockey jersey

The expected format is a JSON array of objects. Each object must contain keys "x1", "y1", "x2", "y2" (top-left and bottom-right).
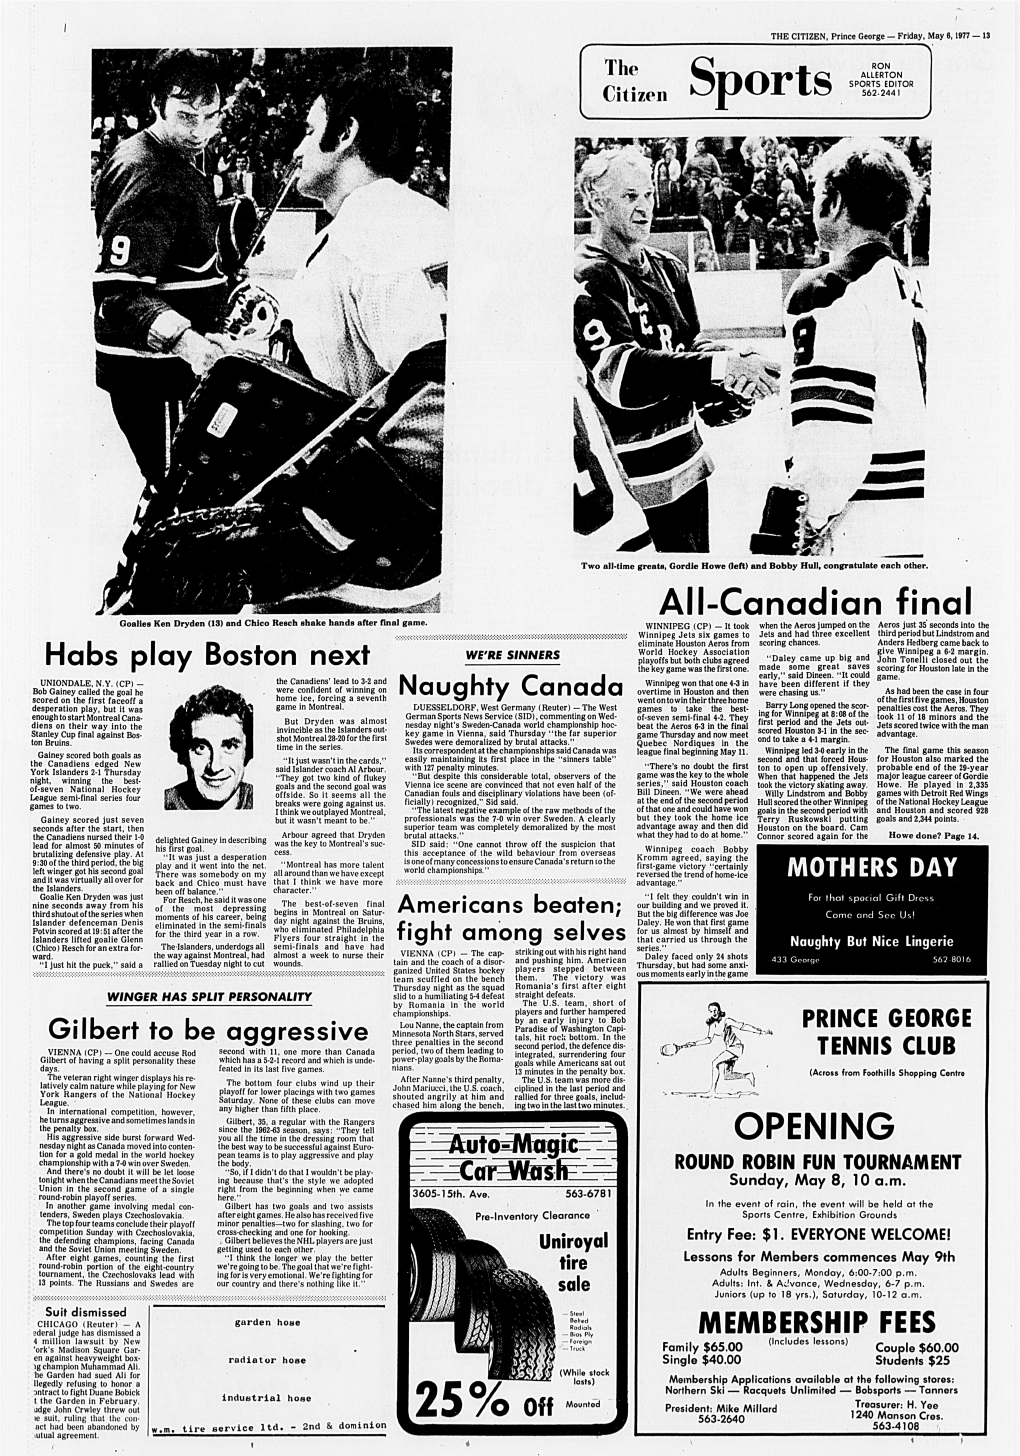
[
  {"x1": 94, "y1": 130, "x2": 227, "y2": 397},
  {"x1": 784, "y1": 241, "x2": 927, "y2": 526},
  {"x1": 573, "y1": 242, "x2": 718, "y2": 510}
]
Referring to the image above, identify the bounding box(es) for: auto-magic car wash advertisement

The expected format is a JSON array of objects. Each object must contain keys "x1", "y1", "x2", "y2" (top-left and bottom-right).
[
  {"x1": 635, "y1": 982, "x2": 987, "y2": 1436},
  {"x1": 398, "y1": 1112, "x2": 625, "y2": 1434}
]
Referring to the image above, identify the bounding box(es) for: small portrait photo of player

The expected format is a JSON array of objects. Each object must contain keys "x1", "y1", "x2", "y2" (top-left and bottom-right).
[
  {"x1": 572, "y1": 135, "x2": 930, "y2": 560},
  {"x1": 165, "y1": 685, "x2": 253, "y2": 810}
]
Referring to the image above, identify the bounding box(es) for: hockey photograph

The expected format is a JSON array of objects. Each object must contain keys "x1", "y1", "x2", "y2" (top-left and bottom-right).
[
  {"x1": 91, "y1": 47, "x2": 452, "y2": 616},
  {"x1": 573, "y1": 134, "x2": 931, "y2": 561}
]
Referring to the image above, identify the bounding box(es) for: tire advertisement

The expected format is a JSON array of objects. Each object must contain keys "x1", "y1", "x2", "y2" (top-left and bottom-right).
[
  {"x1": 398, "y1": 1112, "x2": 626, "y2": 1434},
  {"x1": 635, "y1": 981, "x2": 987, "y2": 1436}
]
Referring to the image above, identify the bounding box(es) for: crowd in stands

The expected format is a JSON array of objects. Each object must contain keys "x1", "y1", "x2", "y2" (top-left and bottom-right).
[{"x1": 574, "y1": 135, "x2": 931, "y2": 269}]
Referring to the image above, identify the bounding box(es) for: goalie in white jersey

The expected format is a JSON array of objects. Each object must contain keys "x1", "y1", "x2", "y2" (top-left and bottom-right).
[{"x1": 779, "y1": 138, "x2": 927, "y2": 557}]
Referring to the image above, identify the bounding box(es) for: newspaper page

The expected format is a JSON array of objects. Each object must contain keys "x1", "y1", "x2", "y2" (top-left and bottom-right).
[{"x1": 1, "y1": 3, "x2": 1015, "y2": 1453}]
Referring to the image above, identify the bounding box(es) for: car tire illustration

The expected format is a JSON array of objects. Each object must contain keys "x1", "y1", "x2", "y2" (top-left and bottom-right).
[
  {"x1": 408, "y1": 1206, "x2": 466, "y2": 1321},
  {"x1": 487, "y1": 1268, "x2": 556, "y2": 1381},
  {"x1": 453, "y1": 1240, "x2": 507, "y2": 1353}
]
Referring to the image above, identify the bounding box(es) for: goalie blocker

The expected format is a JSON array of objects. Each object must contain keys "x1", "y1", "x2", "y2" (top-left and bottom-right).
[{"x1": 130, "y1": 345, "x2": 443, "y2": 613}]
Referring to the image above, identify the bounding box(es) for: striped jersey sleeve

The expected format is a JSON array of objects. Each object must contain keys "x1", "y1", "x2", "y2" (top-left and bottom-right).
[{"x1": 95, "y1": 173, "x2": 187, "y2": 349}]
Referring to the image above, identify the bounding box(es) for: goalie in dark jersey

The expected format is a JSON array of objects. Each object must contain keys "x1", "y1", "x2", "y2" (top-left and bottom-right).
[
  {"x1": 94, "y1": 49, "x2": 229, "y2": 610},
  {"x1": 574, "y1": 147, "x2": 778, "y2": 552}
]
